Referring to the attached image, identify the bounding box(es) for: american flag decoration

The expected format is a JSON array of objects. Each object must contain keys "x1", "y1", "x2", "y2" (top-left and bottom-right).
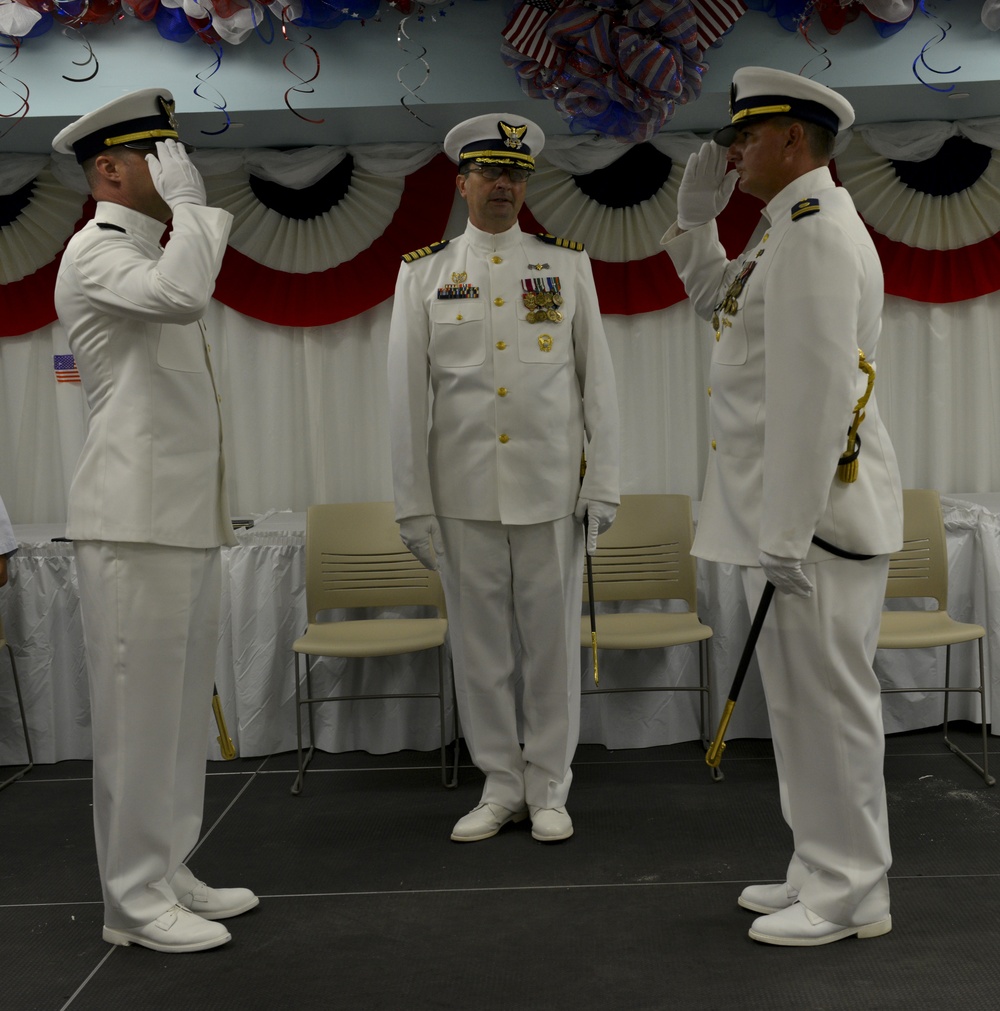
[
  {"x1": 502, "y1": 0, "x2": 563, "y2": 69},
  {"x1": 690, "y1": 0, "x2": 747, "y2": 52},
  {"x1": 53, "y1": 354, "x2": 81, "y2": 384}
]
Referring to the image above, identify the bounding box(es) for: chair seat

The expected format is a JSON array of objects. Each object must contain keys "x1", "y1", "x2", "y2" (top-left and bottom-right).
[
  {"x1": 581, "y1": 612, "x2": 713, "y2": 651},
  {"x1": 878, "y1": 610, "x2": 984, "y2": 650},
  {"x1": 294, "y1": 617, "x2": 448, "y2": 658}
]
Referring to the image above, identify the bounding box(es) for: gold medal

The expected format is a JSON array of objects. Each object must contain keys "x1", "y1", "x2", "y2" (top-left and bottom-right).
[
  {"x1": 547, "y1": 308, "x2": 563, "y2": 322},
  {"x1": 552, "y1": 293, "x2": 564, "y2": 306},
  {"x1": 523, "y1": 293, "x2": 537, "y2": 309}
]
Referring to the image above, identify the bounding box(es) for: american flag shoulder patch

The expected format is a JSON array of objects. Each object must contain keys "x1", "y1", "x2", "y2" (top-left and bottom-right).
[
  {"x1": 791, "y1": 198, "x2": 821, "y2": 222},
  {"x1": 54, "y1": 354, "x2": 81, "y2": 383}
]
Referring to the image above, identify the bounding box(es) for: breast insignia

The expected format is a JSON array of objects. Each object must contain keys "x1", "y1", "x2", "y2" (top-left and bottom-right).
[
  {"x1": 791, "y1": 198, "x2": 821, "y2": 222},
  {"x1": 535, "y1": 233, "x2": 584, "y2": 252},
  {"x1": 401, "y1": 239, "x2": 450, "y2": 264}
]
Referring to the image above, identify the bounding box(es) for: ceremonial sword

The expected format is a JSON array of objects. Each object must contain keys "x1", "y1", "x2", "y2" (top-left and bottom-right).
[{"x1": 705, "y1": 535, "x2": 875, "y2": 769}]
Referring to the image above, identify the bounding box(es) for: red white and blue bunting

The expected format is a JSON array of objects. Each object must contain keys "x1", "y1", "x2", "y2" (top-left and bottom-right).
[{"x1": 3, "y1": 122, "x2": 1000, "y2": 336}]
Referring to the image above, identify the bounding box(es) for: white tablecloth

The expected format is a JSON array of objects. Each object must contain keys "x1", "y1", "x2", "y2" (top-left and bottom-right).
[{"x1": 1, "y1": 498, "x2": 997, "y2": 764}]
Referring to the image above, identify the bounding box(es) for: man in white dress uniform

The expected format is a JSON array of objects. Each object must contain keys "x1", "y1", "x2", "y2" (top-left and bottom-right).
[
  {"x1": 53, "y1": 90, "x2": 257, "y2": 952},
  {"x1": 388, "y1": 114, "x2": 620, "y2": 844},
  {"x1": 661, "y1": 68, "x2": 904, "y2": 945}
]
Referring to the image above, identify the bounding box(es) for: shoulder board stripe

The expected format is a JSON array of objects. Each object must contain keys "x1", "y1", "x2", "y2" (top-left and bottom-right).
[
  {"x1": 401, "y1": 239, "x2": 450, "y2": 263},
  {"x1": 96, "y1": 222, "x2": 127, "y2": 233},
  {"x1": 535, "y1": 232, "x2": 585, "y2": 251},
  {"x1": 791, "y1": 198, "x2": 820, "y2": 222}
]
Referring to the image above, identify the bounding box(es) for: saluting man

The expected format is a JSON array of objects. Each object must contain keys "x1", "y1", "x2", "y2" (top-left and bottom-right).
[
  {"x1": 661, "y1": 68, "x2": 904, "y2": 945},
  {"x1": 388, "y1": 114, "x2": 620, "y2": 844},
  {"x1": 53, "y1": 90, "x2": 257, "y2": 953}
]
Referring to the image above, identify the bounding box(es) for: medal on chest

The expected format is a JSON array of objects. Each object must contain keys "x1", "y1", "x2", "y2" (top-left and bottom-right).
[
  {"x1": 712, "y1": 233, "x2": 768, "y2": 340},
  {"x1": 522, "y1": 276, "x2": 564, "y2": 323}
]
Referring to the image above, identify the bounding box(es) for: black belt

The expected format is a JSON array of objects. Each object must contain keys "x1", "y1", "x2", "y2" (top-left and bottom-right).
[{"x1": 810, "y1": 534, "x2": 875, "y2": 561}]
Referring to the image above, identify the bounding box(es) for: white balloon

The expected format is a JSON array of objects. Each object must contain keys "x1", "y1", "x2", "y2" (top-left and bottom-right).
[{"x1": 862, "y1": 0, "x2": 914, "y2": 23}]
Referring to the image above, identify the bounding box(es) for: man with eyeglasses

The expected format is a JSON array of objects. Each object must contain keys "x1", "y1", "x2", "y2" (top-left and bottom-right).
[
  {"x1": 53, "y1": 89, "x2": 257, "y2": 952},
  {"x1": 388, "y1": 114, "x2": 620, "y2": 845}
]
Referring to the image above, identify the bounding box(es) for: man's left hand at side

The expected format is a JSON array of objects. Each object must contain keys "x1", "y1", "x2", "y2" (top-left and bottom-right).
[
  {"x1": 575, "y1": 499, "x2": 617, "y2": 556},
  {"x1": 759, "y1": 551, "x2": 814, "y2": 597}
]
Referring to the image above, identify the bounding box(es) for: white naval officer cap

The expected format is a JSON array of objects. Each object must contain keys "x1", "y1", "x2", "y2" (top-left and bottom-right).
[
  {"x1": 443, "y1": 113, "x2": 545, "y2": 171},
  {"x1": 53, "y1": 88, "x2": 184, "y2": 165},
  {"x1": 713, "y1": 67, "x2": 855, "y2": 147}
]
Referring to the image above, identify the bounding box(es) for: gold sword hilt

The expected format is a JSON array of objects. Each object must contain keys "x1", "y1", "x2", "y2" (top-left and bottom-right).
[
  {"x1": 212, "y1": 690, "x2": 236, "y2": 761},
  {"x1": 705, "y1": 699, "x2": 735, "y2": 768}
]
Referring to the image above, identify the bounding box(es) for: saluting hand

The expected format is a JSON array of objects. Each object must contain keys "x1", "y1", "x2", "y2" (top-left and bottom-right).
[
  {"x1": 676, "y1": 141, "x2": 738, "y2": 231},
  {"x1": 147, "y1": 139, "x2": 206, "y2": 210}
]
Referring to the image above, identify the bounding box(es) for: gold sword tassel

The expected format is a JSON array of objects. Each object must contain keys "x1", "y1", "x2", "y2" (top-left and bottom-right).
[{"x1": 837, "y1": 350, "x2": 876, "y2": 484}]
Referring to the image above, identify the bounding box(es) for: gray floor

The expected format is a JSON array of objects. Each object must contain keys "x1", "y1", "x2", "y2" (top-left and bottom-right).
[{"x1": 2, "y1": 727, "x2": 999, "y2": 1010}]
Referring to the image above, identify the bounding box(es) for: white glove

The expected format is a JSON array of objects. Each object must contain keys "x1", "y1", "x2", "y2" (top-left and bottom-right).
[
  {"x1": 398, "y1": 515, "x2": 443, "y2": 571},
  {"x1": 676, "y1": 141, "x2": 738, "y2": 231},
  {"x1": 146, "y1": 139, "x2": 206, "y2": 210},
  {"x1": 759, "y1": 551, "x2": 814, "y2": 598},
  {"x1": 575, "y1": 499, "x2": 617, "y2": 556}
]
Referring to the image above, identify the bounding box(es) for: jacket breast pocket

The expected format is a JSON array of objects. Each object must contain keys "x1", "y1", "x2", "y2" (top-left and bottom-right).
[
  {"x1": 430, "y1": 301, "x2": 486, "y2": 368},
  {"x1": 713, "y1": 318, "x2": 749, "y2": 366},
  {"x1": 156, "y1": 322, "x2": 208, "y2": 373}
]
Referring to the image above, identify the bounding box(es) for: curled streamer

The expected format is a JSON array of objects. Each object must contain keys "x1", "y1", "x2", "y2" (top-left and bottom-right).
[
  {"x1": 0, "y1": 36, "x2": 29, "y2": 142},
  {"x1": 193, "y1": 39, "x2": 232, "y2": 135},
  {"x1": 58, "y1": 26, "x2": 100, "y2": 82},
  {"x1": 912, "y1": 0, "x2": 959, "y2": 93},
  {"x1": 280, "y1": 12, "x2": 324, "y2": 124},
  {"x1": 396, "y1": 15, "x2": 431, "y2": 126}
]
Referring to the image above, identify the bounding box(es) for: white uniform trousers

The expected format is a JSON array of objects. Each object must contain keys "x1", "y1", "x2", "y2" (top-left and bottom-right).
[
  {"x1": 742, "y1": 554, "x2": 892, "y2": 926},
  {"x1": 75, "y1": 541, "x2": 221, "y2": 929},
  {"x1": 438, "y1": 515, "x2": 584, "y2": 811}
]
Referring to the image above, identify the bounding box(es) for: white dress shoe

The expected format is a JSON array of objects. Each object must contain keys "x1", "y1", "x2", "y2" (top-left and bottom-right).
[
  {"x1": 176, "y1": 879, "x2": 260, "y2": 920},
  {"x1": 749, "y1": 901, "x2": 892, "y2": 947},
  {"x1": 738, "y1": 881, "x2": 798, "y2": 914},
  {"x1": 450, "y1": 802, "x2": 528, "y2": 842},
  {"x1": 528, "y1": 805, "x2": 573, "y2": 842},
  {"x1": 103, "y1": 904, "x2": 231, "y2": 953}
]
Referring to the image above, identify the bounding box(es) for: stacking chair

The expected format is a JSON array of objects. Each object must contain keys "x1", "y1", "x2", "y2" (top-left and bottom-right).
[
  {"x1": 290, "y1": 502, "x2": 458, "y2": 795},
  {"x1": 581, "y1": 494, "x2": 716, "y2": 777},
  {"x1": 0, "y1": 610, "x2": 33, "y2": 790},
  {"x1": 877, "y1": 488, "x2": 994, "y2": 785}
]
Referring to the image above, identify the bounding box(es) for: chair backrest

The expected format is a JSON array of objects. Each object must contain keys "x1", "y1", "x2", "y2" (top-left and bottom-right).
[
  {"x1": 304, "y1": 502, "x2": 446, "y2": 621},
  {"x1": 884, "y1": 488, "x2": 948, "y2": 610},
  {"x1": 585, "y1": 494, "x2": 699, "y2": 613}
]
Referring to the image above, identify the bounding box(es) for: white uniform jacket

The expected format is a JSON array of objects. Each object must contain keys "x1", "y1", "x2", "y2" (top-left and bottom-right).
[
  {"x1": 663, "y1": 166, "x2": 903, "y2": 564},
  {"x1": 55, "y1": 201, "x2": 237, "y2": 548},
  {"x1": 389, "y1": 220, "x2": 620, "y2": 525}
]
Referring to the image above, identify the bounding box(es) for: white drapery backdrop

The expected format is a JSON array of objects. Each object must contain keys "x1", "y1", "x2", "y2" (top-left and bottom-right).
[{"x1": 2, "y1": 289, "x2": 999, "y2": 526}]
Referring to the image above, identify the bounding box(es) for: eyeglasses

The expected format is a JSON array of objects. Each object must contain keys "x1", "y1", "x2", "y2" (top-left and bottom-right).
[{"x1": 468, "y1": 164, "x2": 531, "y2": 183}]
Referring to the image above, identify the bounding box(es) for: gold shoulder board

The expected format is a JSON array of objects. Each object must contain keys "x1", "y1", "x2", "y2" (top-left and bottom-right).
[
  {"x1": 401, "y1": 239, "x2": 450, "y2": 264},
  {"x1": 535, "y1": 232, "x2": 585, "y2": 252},
  {"x1": 790, "y1": 198, "x2": 820, "y2": 222}
]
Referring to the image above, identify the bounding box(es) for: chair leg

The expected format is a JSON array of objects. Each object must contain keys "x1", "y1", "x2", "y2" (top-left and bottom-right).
[
  {"x1": 290, "y1": 652, "x2": 317, "y2": 796},
  {"x1": 0, "y1": 641, "x2": 33, "y2": 791},
  {"x1": 942, "y1": 640, "x2": 995, "y2": 786}
]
